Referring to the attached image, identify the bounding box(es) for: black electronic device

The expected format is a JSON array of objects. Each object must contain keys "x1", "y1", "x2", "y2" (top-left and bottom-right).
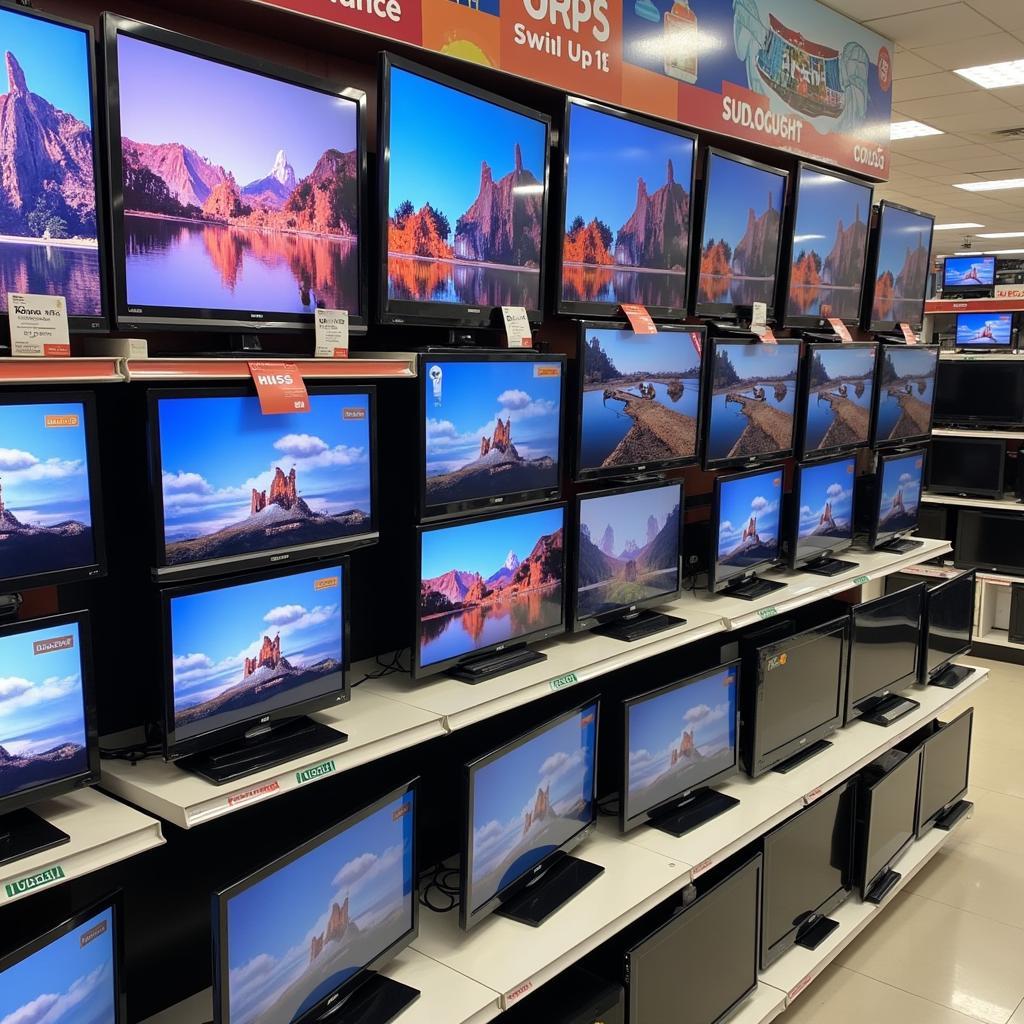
[
  {"x1": 956, "y1": 509, "x2": 1024, "y2": 575},
  {"x1": 934, "y1": 359, "x2": 1024, "y2": 429},
  {"x1": 942, "y1": 255, "x2": 996, "y2": 297},
  {"x1": 797, "y1": 342, "x2": 878, "y2": 460},
  {"x1": 922, "y1": 569, "x2": 975, "y2": 688},
  {"x1": 863, "y1": 200, "x2": 935, "y2": 333},
  {"x1": 906, "y1": 708, "x2": 974, "y2": 836},
  {"x1": 789, "y1": 455, "x2": 858, "y2": 575},
  {"x1": 869, "y1": 447, "x2": 927, "y2": 553},
  {"x1": 871, "y1": 343, "x2": 939, "y2": 449},
  {"x1": 1011, "y1": 583, "x2": 1024, "y2": 644},
  {"x1": 927, "y1": 437, "x2": 1006, "y2": 499}
]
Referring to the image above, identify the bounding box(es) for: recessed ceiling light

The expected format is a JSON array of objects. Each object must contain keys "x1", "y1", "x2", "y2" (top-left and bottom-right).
[
  {"x1": 977, "y1": 231, "x2": 1024, "y2": 238},
  {"x1": 890, "y1": 120, "x2": 943, "y2": 140},
  {"x1": 953, "y1": 179, "x2": 1024, "y2": 192},
  {"x1": 954, "y1": 60, "x2": 1024, "y2": 89},
  {"x1": 934, "y1": 222, "x2": 984, "y2": 231}
]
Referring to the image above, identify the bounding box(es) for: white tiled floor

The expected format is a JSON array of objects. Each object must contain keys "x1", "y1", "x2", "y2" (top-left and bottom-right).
[{"x1": 780, "y1": 657, "x2": 1024, "y2": 1024}]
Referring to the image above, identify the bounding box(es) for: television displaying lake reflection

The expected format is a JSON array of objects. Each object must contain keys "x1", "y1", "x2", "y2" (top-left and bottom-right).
[
  {"x1": 387, "y1": 255, "x2": 539, "y2": 308},
  {"x1": 0, "y1": 241, "x2": 101, "y2": 316}
]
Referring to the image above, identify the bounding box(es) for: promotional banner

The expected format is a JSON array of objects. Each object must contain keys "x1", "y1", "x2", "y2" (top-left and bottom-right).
[{"x1": 251, "y1": 0, "x2": 893, "y2": 178}]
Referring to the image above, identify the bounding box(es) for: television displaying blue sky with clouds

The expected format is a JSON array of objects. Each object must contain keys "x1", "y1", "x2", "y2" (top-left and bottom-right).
[
  {"x1": 702, "y1": 154, "x2": 786, "y2": 252},
  {"x1": 580, "y1": 484, "x2": 679, "y2": 555},
  {"x1": 716, "y1": 342, "x2": 800, "y2": 384},
  {"x1": 0, "y1": 906, "x2": 116, "y2": 1024},
  {"x1": 797, "y1": 458, "x2": 855, "y2": 541},
  {"x1": 158, "y1": 393, "x2": 371, "y2": 542},
  {"x1": 584, "y1": 329, "x2": 702, "y2": 377},
  {"x1": 717, "y1": 470, "x2": 783, "y2": 558},
  {"x1": 792, "y1": 166, "x2": 871, "y2": 265},
  {"x1": 227, "y1": 790, "x2": 414, "y2": 1024},
  {"x1": 886, "y1": 346, "x2": 937, "y2": 381},
  {"x1": 957, "y1": 313, "x2": 1012, "y2": 346},
  {"x1": 944, "y1": 256, "x2": 994, "y2": 287},
  {"x1": 875, "y1": 205, "x2": 933, "y2": 289},
  {"x1": 880, "y1": 452, "x2": 924, "y2": 514}
]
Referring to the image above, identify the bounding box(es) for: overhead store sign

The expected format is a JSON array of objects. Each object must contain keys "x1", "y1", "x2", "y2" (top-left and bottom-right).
[{"x1": 250, "y1": 0, "x2": 893, "y2": 179}]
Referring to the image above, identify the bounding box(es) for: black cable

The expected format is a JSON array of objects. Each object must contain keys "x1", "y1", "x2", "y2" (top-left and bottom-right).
[
  {"x1": 351, "y1": 647, "x2": 411, "y2": 688},
  {"x1": 597, "y1": 795, "x2": 620, "y2": 817},
  {"x1": 419, "y1": 862, "x2": 461, "y2": 913},
  {"x1": 99, "y1": 742, "x2": 162, "y2": 765}
]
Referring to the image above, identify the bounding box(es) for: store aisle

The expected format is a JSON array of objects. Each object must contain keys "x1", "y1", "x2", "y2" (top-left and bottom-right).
[{"x1": 781, "y1": 657, "x2": 1024, "y2": 1024}]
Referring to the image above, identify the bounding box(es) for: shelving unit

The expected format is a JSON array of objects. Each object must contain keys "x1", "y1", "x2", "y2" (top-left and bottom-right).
[
  {"x1": 0, "y1": 356, "x2": 123, "y2": 384},
  {"x1": 922, "y1": 491, "x2": 1023, "y2": 512},
  {"x1": 121, "y1": 353, "x2": 418, "y2": 381},
  {"x1": 932, "y1": 427, "x2": 1024, "y2": 440}
]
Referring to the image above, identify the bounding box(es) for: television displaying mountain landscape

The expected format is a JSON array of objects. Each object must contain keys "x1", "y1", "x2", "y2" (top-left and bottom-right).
[
  {"x1": 417, "y1": 505, "x2": 565, "y2": 672},
  {"x1": 801, "y1": 344, "x2": 877, "y2": 457},
  {"x1": 110, "y1": 24, "x2": 361, "y2": 322},
  {"x1": 956, "y1": 312, "x2": 1013, "y2": 348},
  {"x1": 155, "y1": 391, "x2": 373, "y2": 568},
  {"x1": 870, "y1": 203, "x2": 934, "y2": 327},
  {"x1": 0, "y1": 7, "x2": 103, "y2": 320},
  {"x1": 794, "y1": 456, "x2": 855, "y2": 564},
  {"x1": 224, "y1": 787, "x2": 414, "y2": 1024},
  {"x1": 715, "y1": 468, "x2": 783, "y2": 585},
  {"x1": 561, "y1": 101, "x2": 695, "y2": 312},
  {"x1": 877, "y1": 451, "x2": 924, "y2": 542},
  {"x1": 384, "y1": 62, "x2": 548, "y2": 316},
  {"x1": 697, "y1": 153, "x2": 787, "y2": 310},
  {"x1": 873, "y1": 346, "x2": 937, "y2": 444},
  {"x1": 787, "y1": 165, "x2": 872, "y2": 322},
  {"x1": 578, "y1": 327, "x2": 703, "y2": 476}
]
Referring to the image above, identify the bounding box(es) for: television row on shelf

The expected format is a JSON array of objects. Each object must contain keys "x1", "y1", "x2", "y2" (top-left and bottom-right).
[{"x1": 0, "y1": 3, "x2": 934, "y2": 336}]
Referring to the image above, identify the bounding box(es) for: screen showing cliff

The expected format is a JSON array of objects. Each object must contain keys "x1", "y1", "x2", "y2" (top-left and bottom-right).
[
  {"x1": 225, "y1": 788, "x2": 414, "y2": 1024},
  {"x1": 0, "y1": 906, "x2": 117, "y2": 1024},
  {"x1": 956, "y1": 312, "x2": 1012, "y2": 347},
  {"x1": 873, "y1": 346, "x2": 937, "y2": 444},
  {"x1": 113, "y1": 31, "x2": 360, "y2": 320},
  {"x1": 423, "y1": 358, "x2": 562, "y2": 513},
  {"x1": 470, "y1": 703, "x2": 597, "y2": 913},
  {"x1": 716, "y1": 468, "x2": 783, "y2": 584},
  {"x1": 795, "y1": 456, "x2": 855, "y2": 563},
  {"x1": 944, "y1": 255, "x2": 994, "y2": 288},
  {"x1": 0, "y1": 400, "x2": 97, "y2": 586},
  {"x1": 0, "y1": 619, "x2": 89, "y2": 802},
  {"x1": 876, "y1": 451, "x2": 924, "y2": 542},
  {"x1": 576, "y1": 483, "x2": 681, "y2": 622},
  {"x1": 870, "y1": 205, "x2": 934, "y2": 327},
  {"x1": 787, "y1": 166, "x2": 871, "y2": 322},
  {"x1": 385, "y1": 66, "x2": 548, "y2": 313},
  {"x1": 697, "y1": 154, "x2": 787, "y2": 310},
  {"x1": 626, "y1": 666, "x2": 737, "y2": 823},
  {"x1": 155, "y1": 392, "x2": 373, "y2": 567},
  {"x1": 562, "y1": 103, "x2": 694, "y2": 312},
  {"x1": 418, "y1": 506, "x2": 564, "y2": 671},
  {"x1": 579, "y1": 328, "x2": 702, "y2": 475},
  {"x1": 170, "y1": 565, "x2": 344, "y2": 743},
  {"x1": 801, "y1": 344, "x2": 877, "y2": 456}
]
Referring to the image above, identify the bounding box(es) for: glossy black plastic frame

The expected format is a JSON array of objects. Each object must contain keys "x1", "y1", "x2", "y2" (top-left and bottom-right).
[
  {"x1": 870, "y1": 343, "x2": 939, "y2": 450},
  {"x1": 921, "y1": 569, "x2": 976, "y2": 684},
  {"x1": 788, "y1": 454, "x2": 857, "y2": 571},
  {"x1": 863, "y1": 200, "x2": 935, "y2": 333},
  {"x1": 869, "y1": 445, "x2": 929, "y2": 550},
  {"x1": 915, "y1": 707, "x2": 973, "y2": 837}
]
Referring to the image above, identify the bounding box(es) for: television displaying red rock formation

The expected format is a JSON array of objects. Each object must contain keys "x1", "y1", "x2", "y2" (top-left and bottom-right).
[
  {"x1": 523, "y1": 784, "x2": 552, "y2": 835},
  {"x1": 250, "y1": 466, "x2": 299, "y2": 515},
  {"x1": 614, "y1": 160, "x2": 690, "y2": 271},
  {"x1": 243, "y1": 633, "x2": 283, "y2": 679}
]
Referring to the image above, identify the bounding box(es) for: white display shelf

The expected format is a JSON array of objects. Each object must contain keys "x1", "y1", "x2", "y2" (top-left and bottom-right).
[
  {"x1": 0, "y1": 789, "x2": 163, "y2": 906},
  {"x1": 938, "y1": 351, "x2": 1024, "y2": 361},
  {"x1": 975, "y1": 628, "x2": 1022, "y2": 650},
  {"x1": 923, "y1": 491, "x2": 1024, "y2": 512},
  {"x1": 728, "y1": 984, "x2": 789, "y2": 1024},
  {"x1": 932, "y1": 426, "x2": 1024, "y2": 440},
  {"x1": 122, "y1": 353, "x2": 417, "y2": 382},
  {"x1": 0, "y1": 356, "x2": 123, "y2": 384}
]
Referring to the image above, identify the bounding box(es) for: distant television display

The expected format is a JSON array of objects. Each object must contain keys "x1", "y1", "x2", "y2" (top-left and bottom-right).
[
  {"x1": 956, "y1": 312, "x2": 1012, "y2": 347},
  {"x1": 716, "y1": 468, "x2": 783, "y2": 584},
  {"x1": 801, "y1": 344, "x2": 877, "y2": 456},
  {"x1": 877, "y1": 451, "x2": 924, "y2": 540},
  {"x1": 794, "y1": 457, "x2": 855, "y2": 562},
  {"x1": 943, "y1": 255, "x2": 995, "y2": 288},
  {"x1": 873, "y1": 346, "x2": 937, "y2": 445},
  {"x1": 870, "y1": 204, "x2": 934, "y2": 327}
]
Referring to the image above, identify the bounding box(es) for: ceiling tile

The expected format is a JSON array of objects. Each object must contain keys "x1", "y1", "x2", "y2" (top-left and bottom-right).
[
  {"x1": 912, "y1": 33, "x2": 1024, "y2": 70},
  {"x1": 822, "y1": 0, "x2": 963, "y2": 18},
  {"x1": 897, "y1": 91, "x2": 1015, "y2": 118},
  {"x1": 965, "y1": 0, "x2": 1024, "y2": 32},
  {"x1": 893, "y1": 50, "x2": 943, "y2": 79},
  {"x1": 893, "y1": 72, "x2": 980, "y2": 102},
  {"x1": 866, "y1": 5, "x2": 998, "y2": 47},
  {"x1": 927, "y1": 109, "x2": 1024, "y2": 131}
]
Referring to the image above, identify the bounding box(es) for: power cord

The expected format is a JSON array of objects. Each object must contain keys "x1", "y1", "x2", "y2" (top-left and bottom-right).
[
  {"x1": 419, "y1": 862, "x2": 461, "y2": 913},
  {"x1": 597, "y1": 795, "x2": 620, "y2": 818},
  {"x1": 99, "y1": 741, "x2": 162, "y2": 765},
  {"x1": 351, "y1": 648, "x2": 411, "y2": 688}
]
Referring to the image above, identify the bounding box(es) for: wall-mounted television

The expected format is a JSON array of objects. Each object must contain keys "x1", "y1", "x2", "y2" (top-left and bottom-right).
[
  {"x1": 865, "y1": 200, "x2": 935, "y2": 332},
  {"x1": 955, "y1": 311, "x2": 1013, "y2": 349},
  {"x1": 943, "y1": 254, "x2": 995, "y2": 292},
  {"x1": 798, "y1": 342, "x2": 877, "y2": 460},
  {"x1": 870, "y1": 447, "x2": 926, "y2": 553},
  {"x1": 789, "y1": 455, "x2": 857, "y2": 575},
  {"x1": 927, "y1": 437, "x2": 1005, "y2": 499},
  {"x1": 871, "y1": 344, "x2": 938, "y2": 448},
  {"x1": 934, "y1": 359, "x2": 1024, "y2": 429},
  {"x1": 922, "y1": 569, "x2": 975, "y2": 689}
]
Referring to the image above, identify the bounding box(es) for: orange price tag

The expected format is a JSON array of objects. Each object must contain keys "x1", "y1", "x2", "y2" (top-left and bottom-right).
[
  {"x1": 899, "y1": 322, "x2": 918, "y2": 344},
  {"x1": 248, "y1": 361, "x2": 310, "y2": 415},
  {"x1": 752, "y1": 325, "x2": 777, "y2": 344},
  {"x1": 827, "y1": 318, "x2": 853, "y2": 342},
  {"x1": 621, "y1": 303, "x2": 657, "y2": 334},
  {"x1": 689, "y1": 331, "x2": 703, "y2": 358}
]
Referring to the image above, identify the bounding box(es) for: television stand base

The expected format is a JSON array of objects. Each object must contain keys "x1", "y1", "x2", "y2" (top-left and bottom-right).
[
  {"x1": 593, "y1": 611, "x2": 686, "y2": 642},
  {"x1": 772, "y1": 739, "x2": 833, "y2": 774},
  {"x1": 864, "y1": 867, "x2": 901, "y2": 904},
  {"x1": 0, "y1": 808, "x2": 70, "y2": 869},
  {"x1": 802, "y1": 557, "x2": 858, "y2": 577},
  {"x1": 495, "y1": 853, "x2": 604, "y2": 927},
  {"x1": 449, "y1": 646, "x2": 546, "y2": 684},
  {"x1": 876, "y1": 538, "x2": 923, "y2": 555},
  {"x1": 859, "y1": 694, "x2": 921, "y2": 727},
  {"x1": 650, "y1": 787, "x2": 740, "y2": 838},
  {"x1": 930, "y1": 663, "x2": 973, "y2": 689},
  {"x1": 721, "y1": 576, "x2": 787, "y2": 601},
  {"x1": 321, "y1": 972, "x2": 420, "y2": 1024},
  {"x1": 796, "y1": 914, "x2": 840, "y2": 951},
  {"x1": 935, "y1": 799, "x2": 973, "y2": 831}
]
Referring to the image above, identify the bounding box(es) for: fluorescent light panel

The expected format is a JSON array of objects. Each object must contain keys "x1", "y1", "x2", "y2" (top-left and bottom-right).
[
  {"x1": 955, "y1": 60, "x2": 1024, "y2": 89},
  {"x1": 954, "y1": 179, "x2": 1024, "y2": 192},
  {"x1": 977, "y1": 231, "x2": 1024, "y2": 238},
  {"x1": 890, "y1": 119, "x2": 943, "y2": 139},
  {"x1": 954, "y1": 247, "x2": 1024, "y2": 255},
  {"x1": 934, "y1": 222, "x2": 984, "y2": 231}
]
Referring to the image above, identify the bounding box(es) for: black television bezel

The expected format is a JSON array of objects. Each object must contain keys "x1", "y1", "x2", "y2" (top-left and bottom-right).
[
  {"x1": 417, "y1": 350, "x2": 566, "y2": 521},
  {"x1": 157, "y1": 557, "x2": 350, "y2": 762},
  {"x1": 0, "y1": 390, "x2": 107, "y2": 593},
  {"x1": 102, "y1": 13, "x2": 368, "y2": 334},
  {"x1": 570, "y1": 478, "x2": 684, "y2": 633},
  {"x1": 922, "y1": 569, "x2": 976, "y2": 684},
  {"x1": 377, "y1": 52, "x2": 552, "y2": 329},
  {"x1": 701, "y1": 338, "x2": 801, "y2": 471},
  {"x1": 954, "y1": 509, "x2": 1024, "y2": 575},
  {"x1": 943, "y1": 254, "x2": 996, "y2": 293},
  {"x1": 915, "y1": 707, "x2": 973, "y2": 838},
  {"x1": 694, "y1": 148, "x2": 790, "y2": 319},
  {"x1": 459, "y1": 699, "x2": 599, "y2": 931},
  {"x1": 620, "y1": 660, "x2": 741, "y2": 834},
  {"x1": 954, "y1": 309, "x2": 1014, "y2": 350},
  {"x1": 797, "y1": 341, "x2": 879, "y2": 460},
  {"x1": 557, "y1": 96, "x2": 698, "y2": 320},
  {"x1": 574, "y1": 320, "x2": 706, "y2": 481},
  {"x1": 213, "y1": 779, "x2": 418, "y2": 1023},
  {"x1": 870, "y1": 446, "x2": 928, "y2": 550},
  {"x1": 926, "y1": 436, "x2": 1006, "y2": 499},
  {"x1": 789, "y1": 455, "x2": 857, "y2": 571},
  {"x1": 870, "y1": 342, "x2": 939, "y2": 450},
  {"x1": 783, "y1": 162, "x2": 874, "y2": 329},
  {"x1": 933, "y1": 358, "x2": 1024, "y2": 429},
  {"x1": 413, "y1": 501, "x2": 568, "y2": 679},
  {"x1": 146, "y1": 383, "x2": 379, "y2": 583},
  {"x1": 709, "y1": 463, "x2": 786, "y2": 593},
  {"x1": 0, "y1": 610, "x2": 100, "y2": 817}
]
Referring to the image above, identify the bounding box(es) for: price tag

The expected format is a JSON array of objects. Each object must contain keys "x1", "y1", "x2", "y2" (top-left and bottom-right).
[
  {"x1": 248, "y1": 361, "x2": 310, "y2": 415},
  {"x1": 751, "y1": 301, "x2": 768, "y2": 331},
  {"x1": 899, "y1": 322, "x2": 918, "y2": 344},
  {"x1": 501, "y1": 306, "x2": 533, "y2": 348},
  {"x1": 8, "y1": 293, "x2": 70, "y2": 357},
  {"x1": 827, "y1": 318, "x2": 853, "y2": 342},
  {"x1": 314, "y1": 308, "x2": 349, "y2": 358},
  {"x1": 689, "y1": 330, "x2": 703, "y2": 358},
  {"x1": 621, "y1": 303, "x2": 657, "y2": 334},
  {"x1": 752, "y1": 325, "x2": 777, "y2": 343}
]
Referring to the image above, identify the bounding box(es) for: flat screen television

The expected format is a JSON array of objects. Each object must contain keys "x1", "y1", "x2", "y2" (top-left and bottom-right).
[
  {"x1": 695, "y1": 150, "x2": 788, "y2": 317},
  {"x1": 103, "y1": 15, "x2": 366, "y2": 332},
  {"x1": 379, "y1": 53, "x2": 550, "y2": 328},
  {"x1": 702, "y1": 340, "x2": 800, "y2": 470},
  {"x1": 934, "y1": 359, "x2": 1024, "y2": 428},
  {"x1": 0, "y1": 3, "x2": 108, "y2": 331},
  {"x1": 798, "y1": 342, "x2": 877, "y2": 459},
  {"x1": 621, "y1": 662, "x2": 740, "y2": 836},
  {"x1": 461, "y1": 700, "x2": 600, "y2": 931},
  {"x1": 955, "y1": 509, "x2": 1024, "y2": 575},
  {"x1": 148, "y1": 386, "x2": 377, "y2": 582},
  {"x1": 955, "y1": 311, "x2": 1013, "y2": 349},
  {"x1": 419, "y1": 352, "x2": 564, "y2": 520},
  {"x1": 214, "y1": 780, "x2": 419, "y2": 1024},
  {"x1": 576, "y1": 322, "x2": 705, "y2": 479},
  {"x1": 943, "y1": 255, "x2": 996, "y2": 292},
  {"x1": 871, "y1": 343, "x2": 938, "y2": 448},
  {"x1": 559, "y1": 97, "x2": 696, "y2": 318},
  {"x1": 160, "y1": 561, "x2": 348, "y2": 784},
  {"x1": 870, "y1": 447, "x2": 926, "y2": 552},
  {"x1": 760, "y1": 778, "x2": 856, "y2": 968},
  {"x1": 789, "y1": 455, "x2": 857, "y2": 574},
  {"x1": 915, "y1": 708, "x2": 973, "y2": 836},
  {"x1": 785, "y1": 163, "x2": 873, "y2": 327},
  {"x1": 0, "y1": 392, "x2": 106, "y2": 592},
  {"x1": 927, "y1": 437, "x2": 1005, "y2": 499},
  {"x1": 922, "y1": 570, "x2": 975, "y2": 689},
  {"x1": 415, "y1": 503, "x2": 566, "y2": 680},
  {"x1": 865, "y1": 200, "x2": 935, "y2": 332}
]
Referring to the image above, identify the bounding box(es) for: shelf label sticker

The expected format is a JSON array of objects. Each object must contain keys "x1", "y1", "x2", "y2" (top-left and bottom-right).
[
  {"x1": 805, "y1": 786, "x2": 823, "y2": 804},
  {"x1": 248, "y1": 361, "x2": 309, "y2": 415},
  {"x1": 5, "y1": 865, "x2": 65, "y2": 899},
  {"x1": 789, "y1": 973, "x2": 815, "y2": 1002},
  {"x1": 899, "y1": 322, "x2": 918, "y2": 344},
  {"x1": 621, "y1": 303, "x2": 657, "y2": 334},
  {"x1": 501, "y1": 306, "x2": 533, "y2": 348},
  {"x1": 314, "y1": 309, "x2": 349, "y2": 358},
  {"x1": 852, "y1": 574, "x2": 871, "y2": 586},
  {"x1": 827, "y1": 318, "x2": 853, "y2": 342},
  {"x1": 296, "y1": 759, "x2": 336, "y2": 785},
  {"x1": 504, "y1": 980, "x2": 534, "y2": 1006},
  {"x1": 227, "y1": 780, "x2": 281, "y2": 808},
  {"x1": 549, "y1": 672, "x2": 579, "y2": 692},
  {"x1": 8, "y1": 292, "x2": 70, "y2": 357},
  {"x1": 756, "y1": 606, "x2": 778, "y2": 620},
  {"x1": 692, "y1": 857, "x2": 715, "y2": 878}
]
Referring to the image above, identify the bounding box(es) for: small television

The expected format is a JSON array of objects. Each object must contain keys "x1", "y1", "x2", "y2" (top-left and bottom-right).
[
  {"x1": 760, "y1": 778, "x2": 856, "y2": 968},
  {"x1": 0, "y1": 392, "x2": 106, "y2": 593},
  {"x1": 915, "y1": 708, "x2": 974, "y2": 836},
  {"x1": 379, "y1": 53, "x2": 551, "y2": 329},
  {"x1": 927, "y1": 437, "x2": 1005, "y2": 499},
  {"x1": 572, "y1": 480, "x2": 683, "y2": 641},
  {"x1": 934, "y1": 359, "x2": 1024, "y2": 429},
  {"x1": 694, "y1": 150, "x2": 788, "y2": 318},
  {"x1": 419, "y1": 352, "x2": 565, "y2": 520},
  {"x1": 160, "y1": 560, "x2": 348, "y2": 784},
  {"x1": 865, "y1": 200, "x2": 935, "y2": 332},
  {"x1": 148, "y1": 386, "x2": 377, "y2": 582},
  {"x1": 214, "y1": 780, "x2": 419, "y2": 1023},
  {"x1": 798, "y1": 342, "x2": 878, "y2": 460},
  {"x1": 103, "y1": 15, "x2": 366, "y2": 333},
  {"x1": 0, "y1": 3, "x2": 108, "y2": 332},
  {"x1": 943, "y1": 254, "x2": 996, "y2": 293},
  {"x1": 871, "y1": 343, "x2": 938, "y2": 448},
  {"x1": 955, "y1": 509, "x2": 1024, "y2": 575},
  {"x1": 709, "y1": 465, "x2": 786, "y2": 600},
  {"x1": 702, "y1": 339, "x2": 800, "y2": 470},
  {"x1": 576, "y1": 322, "x2": 705, "y2": 479},
  {"x1": 955, "y1": 311, "x2": 1013, "y2": 349},
  {"x1": 922, "y1": 570, "x2": 976, "y2": 689},
  {"x1": 846, "y1": 583, "x2": 925, "y2": 726},
  {"x1": 460, "y1": 699, "x2": 600, "y2": 931},
  {"x1": 789, "y1": 455, "x2": 857, "y2": 575},
  {"x1": 870, "y1": 447, "x2": 926, "y2": 553},
  {"x1": 621, "y1": 662, "x2": 740, "y2": 836},
  {"x1": 0, "y1": 611, "x2": 99, "y2": 865},
  {"x1": 415, "y1": 503, "x2": 566, "y2": 681},
  {"x1": 785, "y1": 163, "x2": 873, "y2": 327},
  {"x1": 559, "y1": 97, "x2": 696, "y2": 319}
]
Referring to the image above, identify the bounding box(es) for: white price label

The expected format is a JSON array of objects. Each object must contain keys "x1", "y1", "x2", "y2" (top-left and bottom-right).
[
  {"x1": 8, "y1": 293, "x2": 70, "y2": 357},
  {"x1": 314, "y1": 308, "x2": 349, "y2": 358},
  {"x1": 501, "y1": 306, "x2": 532, "y2": 348}
]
